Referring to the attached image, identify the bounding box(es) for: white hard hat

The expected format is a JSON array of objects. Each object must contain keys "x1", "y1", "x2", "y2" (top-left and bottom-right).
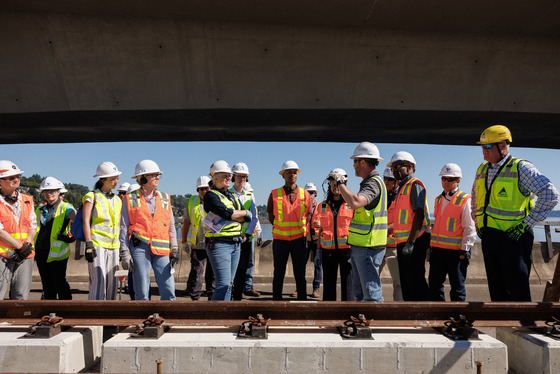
[
  {"x1": 386, "y1": 151, "x2": 416, "y2": 168},
  {"x1": 94, "y1": 161, "x2": 122, "y2": 178},
  {"x1": 127, "y1": 183, "x2": 140, "y2": 193},
  {"x1": 245, "y1": 182, "x2": 254, "y2": 192},
  {"x1": 329, "y1": 168, "x2": 347, "y2": 178},
  {"x1": 0, "y1": 160, "x2": 23, "y2": 179},
  {"x1": 117, "y1": 182, "x2": 131, "y2": 192},
  {"x1": 350, "y1": 142, "x2": 384, "y2": 161},
  {"x1": 279, "y1": 160, "x2": 301, "y2": 176},
  {"x1": 304, "y1": 182, "x2": 318, "y2": 192},
  {"x1": 232, "y1": 162, "x2": 250, "y2": 175},
  {"x1": 209, "y1": 160, "x2": 232, "y2": 176},
  {"x1": 39, "y1": 177, "x2": 64, "y2": 192},
  {"x1": 60, "y1": 187, "x2": 68, "y2": 194},
  {"x1": 196, "y1": 175, "x2": 211, "y2": 189},
  {"x1": 383, "y1": 167, "x2": 395, "y2": 179},
  {"x1": 439, "y1": 163, "x2": 462, "y2": 178},
  {"x1": 132, "y1": 160, "x2": 162, "y2": 178}
]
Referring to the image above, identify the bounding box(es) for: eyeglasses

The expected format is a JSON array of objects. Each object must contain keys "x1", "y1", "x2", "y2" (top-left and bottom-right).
[
  {"x1": 384, "y1": 177, "x2": 396, "y2": 182},
  {"x1": 481, "y1": 144, "x2": 494, "y2": 150},
  {"x1": 309, "y1": 191, "x2": 317, "y2": 195},
  {"x1": 441, "y1": 177, "x2": 459, "y2": 182},
  {"x1": 145, "y1": 173, "x2": 161, "y2": 179},
  {"x1": 216, "y1": 173, "x2": 231, "y2": 179},
  {"x1": 0, "y1": 175, "x2": 21, "y2": 181},
  {"x1": 391, "y1": 163, "x2": 407, "y2": 171}
]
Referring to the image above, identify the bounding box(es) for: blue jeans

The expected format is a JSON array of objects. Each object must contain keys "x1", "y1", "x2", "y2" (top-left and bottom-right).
[
  {"x1": 130, "y1": 239, "x2": 175, "y2": 301},
  {"x1": 350, "y1": 245, "x2": 385, "y2": 301},
  {"x1": 206, "y1": 239, "x2": 241, "y2": 300},
  {"x1": 244, "y1": 241, "x2": 254, "y2": 292},
  {"x1": 307, "y1": 240, "x2": 322, "y2": 290}
]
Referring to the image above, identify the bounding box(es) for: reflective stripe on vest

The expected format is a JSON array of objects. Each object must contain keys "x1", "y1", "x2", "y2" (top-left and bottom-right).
[
  {"x1": 127, "y1": 190, "x2": 172, "y2": 254},
  {"x1": 430, "y1": 190, "x2": 470, "y2": 250},
  {"x1": 393, "y1": 177, "x2": 431, "y2": 244},
  {"x1": 475, "y1": 157, "x2": 531, "y2": 231},
  {"x1": 0, "y1": 194, "x2": 34, "y2": 259},
  {"x1": 272, "y1": 187, "x2": 307, "y2": 240},
  {"x1": 204, "y1": 189, "x2": 242, "y2": 237},
  {"x1": 34, "y1": 201, "x2": 72, "y2": 262},
  {"x1": 188, "y1": 195, "x2": 204, "y2": 246},
  {"x1": 87, "y1": 191, "x2": 122, "y2": 249},
  {"x1": 316, "y1": 201, "x2": 353, "y2": 249},
  {"x1": 347, "y1": 175, "x2": 388, "y2": 248}
]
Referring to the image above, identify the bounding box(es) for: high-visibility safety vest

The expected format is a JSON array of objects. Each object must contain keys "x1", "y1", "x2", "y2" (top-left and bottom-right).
[
  {"x1": 272, "y1": 187, "x2": 308, "y2": 241},
  {"x1": 475, "y1": 157, "x2": 531, "y2": 231},
  {"x1": 316, "y1": 201, "x2": 353, "y2": 249},
  {"x1": 306, "y1": 200, "x2": 319, "y2": 242},
  {"x1": 430, "y1": 191, "x2": 470, "y2": 250},
  {"x1": 393, "y1": 177, "x2": 431, "y2": 244},
  {"x1": 127, "y1": 190, "x2": 171, "y2": 255},
  {"x1": 84, "y1": 191, "x2": 122, "y2": 250},
  {"x1": 0, "y1": 194, "x2": 35, "y2": 259},
  {"x1": 387, "y1": 199, "x2": 397, "y2": 248},
  {"x1": 187, "y1": 195, "x2": 205, "y2": 246},
  {"x1": 347, "y1": 175, "x2": 388, "y2": 248},
  {"x1": 229, "y1": 187, "x2": 256, "y2": 240},
  {"x1": 34, "y1": 201, "x2": 73, "y2": 262},
  {"x1": 204, "y1": 189, "x2": 243, "y2": 238}
]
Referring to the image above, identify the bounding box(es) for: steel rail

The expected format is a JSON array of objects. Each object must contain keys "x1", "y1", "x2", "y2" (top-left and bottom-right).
[{"x1": 0, "y1": 300, "x2": 558, "y2": 327}]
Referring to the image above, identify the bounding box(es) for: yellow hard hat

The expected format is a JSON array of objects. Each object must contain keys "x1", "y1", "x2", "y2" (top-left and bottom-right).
[{"x1": 477, "y1": 125, "x2": 512, "y2": 144}]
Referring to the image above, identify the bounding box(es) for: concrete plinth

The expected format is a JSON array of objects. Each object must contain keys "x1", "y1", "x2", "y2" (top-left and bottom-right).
[
  {"x1": 102, "y1": 326, "x2": 506, "y2": 373},
  {"x1": 497, "y1": 327, "x2": 560, "y2": 374},
  {"x1": 0, "y1": 324, "x2": 102, "y2": 373}
]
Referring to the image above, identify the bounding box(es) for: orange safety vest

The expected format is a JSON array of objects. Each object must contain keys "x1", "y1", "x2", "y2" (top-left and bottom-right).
[
  {"x1": 315, "y1": 201, "x2": 353, "y2": 249},
  {"x1": 0, "y1": 194, "x2": 35, "y2": 259},
  {"x1": 126, "y1": 190, "x2": 172, "y2": 255},
  {"x1": 272, "y1": 187, "x2": 308, "y2": 241},
  {"x1": 393, "y1": 177, "x2": 431, "y2": 244},
  {"x1": 386, "y1": 199, "x2": 397, "y2": 248},
  {"x1": 430, "y1": 190, "x2": 470, "y2": 250}
]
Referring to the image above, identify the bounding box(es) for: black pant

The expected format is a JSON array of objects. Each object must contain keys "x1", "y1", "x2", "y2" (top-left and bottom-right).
[
  {"x1": 481, "y1": 227, "x2": 533, "y2": 301},
  {"x1": 322, "y1": 248, "x2": 353, "y2": 301},
  {"x1": 186, "y1": 248, "x2": 215, "y2": 300},
  {"x1": 397, "y1": 231, "x2": 430, "y2": 301},
  {"x1": 35, "y1": 257, "x2": 72, "y2": 300},
  {"x1": 232, "y1": 241, "x2": 253, "y2": 300},
  {"x1": 428, "y1": 247, "x2": 469, "y2": 301},
  {"x1": 273, "y1": 237, "x2": 307, "y2": 300}
]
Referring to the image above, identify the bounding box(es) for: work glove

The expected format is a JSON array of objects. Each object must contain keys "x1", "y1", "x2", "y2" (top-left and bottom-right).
[
  {"x1": 169, "y1": 247, "x2": 179, "y2": 267},
  {"x1": 120, "y1": 250, "x2": 134, "y2": 270},
  {"x1": 459, "y1": 249, "x2": 471, "y2": 266},
  {"x1": 330, "y1": 172, "x2": 347, "y2": 184},
  {"x1": 402, "y1": 240, "x2": 414, "y2": 256},
  {"x1": 506, "y1": 222, "x2": 529, "y2": 241},
  {"x1": 8, "y1": 249, "x2": 25, "y2": 264},
  {"x1": 57, "y1": 233, "x2": 76, "y2": 243},
  {"x1": 16, "y1": 243, "x2": 33, "y2": 259},
  {"x1": 183, "y1": 241, "x2": 190, "y2": 254},
  {"x1": 85, "y1": 241, "x2": 97, "y2": 263},
  {"x1": 244, "y1": 210, "x2": 253, "y2": 222},
  {"x1": 475, "y1": 225, "x2": 483, "y2": 239}
]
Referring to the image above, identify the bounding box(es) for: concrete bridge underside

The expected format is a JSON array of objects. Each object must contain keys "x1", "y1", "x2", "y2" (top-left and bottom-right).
[{"x1": 1, "y1": 1, "x2": 560, "y2": 147}]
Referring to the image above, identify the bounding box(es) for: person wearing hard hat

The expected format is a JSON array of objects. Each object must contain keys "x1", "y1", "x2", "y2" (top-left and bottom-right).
[
  {"x1": 119, "y1": 160, "x2": 178, "y2": 301},
  {"x1": 59, "y1": 187, "x2": 68, "y2": 201},
  {"x1": 314, "y1": 169, "x2": 354, "y2": 301},
  {"x1": 387, "y1": 151, "x2": 431, "y2": 301},
  {"x1": 34, "y1": 177, "x2": 76, "y2": 300},
  {"x1": 267, "y1": 160, "x2": 311, "y2": 300},
  {"x1": 204, "y1": 160, "x2": 251, "y2": 300},
  {"x1": 301, "y1": 182, "x2": 322, "y2": 298},
  {"x1": 379, "y1": 167, "x2": 403, "y2": 301},
  {"x1": 127, "y1": 183, "x2": 140, "y2": 193},
  {"x1": 117, "y1": 182, "x2": 130, "y2": 200},
  {"x1": 0, "y1": 160, "x2": 37, "y2": 300},
  {"x1": 229, "y1": 162, "x2": 261, "y2": 300},
  {"x1": 182, "y1": 175, "x2": 215, "y2": 301},
  {"x1": 331, "y1": 142, "x2": 387, "y2": 302},
  {"x1": 83, "y1": 161, "x2": 123, "y2": 300},
  {"x1": 429, "y1": 164, "x2": 476, "y2": 301},
  {"x1": 472, "y1": 125, "x2": 559, "y2": 301}
]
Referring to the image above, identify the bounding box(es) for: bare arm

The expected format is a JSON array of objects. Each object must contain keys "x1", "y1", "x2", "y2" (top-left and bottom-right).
[
  {"x1": 338, "y1": 184, "x2": 369, "y2": 210},
  {"x1": 407, "y1": 208, "x2": 425, "y2": 242},
  {"x1": 231, "y1": 210, "x2": 248, "y2": 222},
  {"x1": 0, "y1": 229, "x2": 23, "y2": 249}
]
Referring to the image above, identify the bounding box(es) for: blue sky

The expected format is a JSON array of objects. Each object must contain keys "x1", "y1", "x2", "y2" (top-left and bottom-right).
[{"x1": 2, "y1": 141, "x2": 560, "y2": 212}]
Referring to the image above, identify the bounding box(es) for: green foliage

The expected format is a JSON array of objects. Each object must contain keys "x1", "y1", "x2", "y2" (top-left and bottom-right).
[
  {"x1": 257, "y1": 204, "x2": 269, "y2": 222},
  {"x1": 171, "y1": 194, "x2": 192, "y2": 217}
]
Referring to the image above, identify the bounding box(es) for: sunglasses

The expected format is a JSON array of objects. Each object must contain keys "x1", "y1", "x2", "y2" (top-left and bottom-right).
[
  {"x1": 481, "y1": 144, "x2": 495, "y2": 149},
  {"x1": 1, "y1": 175, "x2": 21, "y2": 181},
  {"x1": 441, "y1": 177, "x2": 459, "y2": 182}
]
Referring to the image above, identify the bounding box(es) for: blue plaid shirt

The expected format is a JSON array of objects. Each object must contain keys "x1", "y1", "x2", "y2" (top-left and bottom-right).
[{"x1": 471, "y1": 153, "x2": 559, "y2": 228}]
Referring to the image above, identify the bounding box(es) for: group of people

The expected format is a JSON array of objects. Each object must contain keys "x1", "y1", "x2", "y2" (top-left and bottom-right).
[{"x1": 0, "y1": 125, "x2": 558, "y2": 302}]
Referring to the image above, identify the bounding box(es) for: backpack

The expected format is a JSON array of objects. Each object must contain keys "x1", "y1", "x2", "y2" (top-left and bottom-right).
[{"x1": 70, "y1": 192, "x2": 96, "y2": 241}]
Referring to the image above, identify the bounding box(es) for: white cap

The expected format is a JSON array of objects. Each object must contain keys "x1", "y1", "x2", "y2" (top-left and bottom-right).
[
  {"x1": 94, "y1": 161, "x2": 122, "y2": 178},
  {"x1": 350, "y1": 142, "x2": 384, "y2": 161},
  {"x1": 232, "y1": 162, "x2": 250, "y2": 175},
  {"x1": 304, "y1": 182, "x2": 318, "y2": 192},
  {"x1": 386, "y1": 151, "x2": 416, "y2": 168},
  {"x1": 127, "y1": 183, "x2": 140, "y2": 193},
  {"x1": 439, "y1": 163, "x2": 462, "y2": 178},
  {"x1": 279, "y1": 160, "x2": 301, "y2": 176},
  {"x1": 60, "y1": 187, "x2": 68, "y2": 194},
  {"x1": 209, "y1": 160, "x2": 232, "y2": 176},
  {"x1": 0, "y1": 160, "x2": 23, "y2": 179},
  {"x1": 132, "y1": 160, "x2": 162, "y2": 178},
  {"x1": 245, "y1": 182, "x2": 254, "y2": 192},
  {"x1": 196, "y1": 175, "x2": 211, "y2": 189},
  {"x1": 383, "y1": 167, "x2": 394, "y2": 179},
  {"x1": 39, "y1": 177, "x2": 64, "y2": 192},
  {"x1": 117, "y1": 182, "x2": 131, "y2": 192}
]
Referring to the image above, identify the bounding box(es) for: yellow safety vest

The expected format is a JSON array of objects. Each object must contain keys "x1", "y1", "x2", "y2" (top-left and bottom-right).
[
  {"x1": 84, "y1": 191, "x2": 122, "y2": 249},
  {"x1": 34, "y1": 201, "x2": 73, "y2": 262},
  {"x1": 204, "y1": 189, "x2": 243, "y2": 238}
]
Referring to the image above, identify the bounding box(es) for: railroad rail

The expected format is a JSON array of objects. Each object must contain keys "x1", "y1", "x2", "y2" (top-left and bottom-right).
[{"x1": 0, "y1": 300, "x2": 559, "y2": 328}]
